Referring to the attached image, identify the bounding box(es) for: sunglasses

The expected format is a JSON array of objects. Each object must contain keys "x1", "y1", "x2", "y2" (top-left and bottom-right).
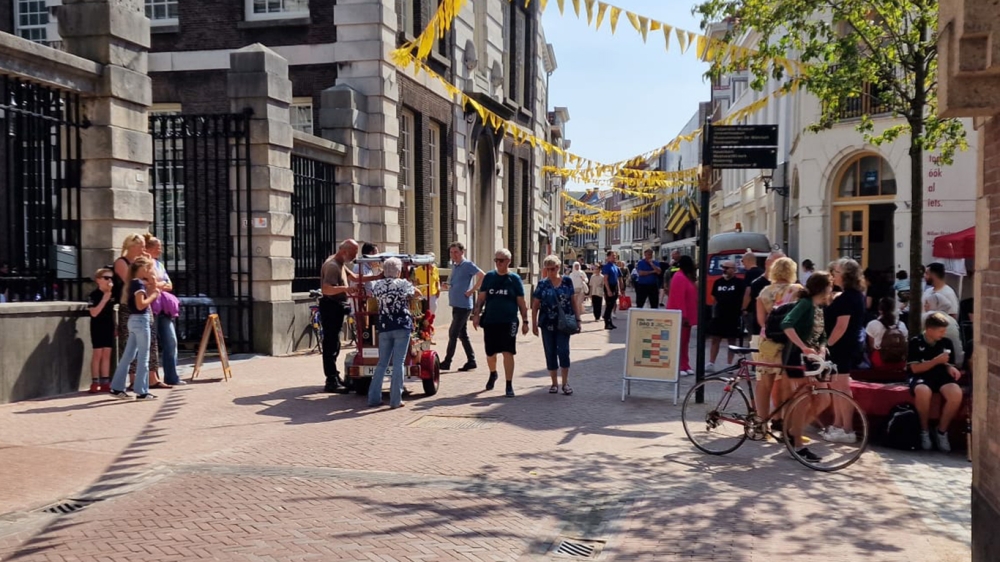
[
  {"x1": 99, "y1": 276, "x2": 113, "y2": 280},
  {"x1": 494, "y1": 258, "x2": 509, "y2": 263},
  {"x1": 545, "y1": 266, "x2": 559, "y2": 271}
]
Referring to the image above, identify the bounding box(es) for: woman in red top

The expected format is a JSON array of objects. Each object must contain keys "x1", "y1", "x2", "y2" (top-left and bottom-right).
[{"x1": 666, "y1": 255, "x2": 698, "y2": 376}]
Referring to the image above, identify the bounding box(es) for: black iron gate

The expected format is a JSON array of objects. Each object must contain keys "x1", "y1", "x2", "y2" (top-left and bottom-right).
[
  {"x1": 149, "y1": 111, "x2": 253, "y2": 353},
  {"x1": 291, "y1": 154, "x2": 337, "y2": 292},
  {"x1": 0, "y1": 75, "x2": 85, "y2": 302}
]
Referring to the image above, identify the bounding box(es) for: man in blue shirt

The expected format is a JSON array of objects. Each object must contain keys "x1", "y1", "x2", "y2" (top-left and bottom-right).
[
  {"x1": 634, "y1": 248, "x2": 662, "y2": 309},
  {"x1": 601, "y1": 251, "x2": 623, "y2": 330},
  {"x1": 440, "y1": 242, "x2": 485, "y2": 371}
]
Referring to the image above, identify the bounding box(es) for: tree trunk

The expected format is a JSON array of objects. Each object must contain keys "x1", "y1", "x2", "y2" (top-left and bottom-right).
[{"x1": 907, "y1": 120, "x2": 924, "y2": 337}]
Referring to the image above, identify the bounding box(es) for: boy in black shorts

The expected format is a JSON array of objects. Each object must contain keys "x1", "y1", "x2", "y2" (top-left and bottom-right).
[
  {"x1": 907, "y1": 312, "x2": 963, "y2": 452},
  {"x1": 88, "y1": 267, "x2": 116, "y2": 393},
  {"x1": 472, "y1": 249, "x2": 529, "y2": 397}
]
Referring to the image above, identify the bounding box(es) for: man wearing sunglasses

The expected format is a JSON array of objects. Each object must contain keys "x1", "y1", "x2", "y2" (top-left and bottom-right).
[
  {"x1": 440, "y1": 242, "x2": 485, "y2": 372},
  {"x1": 472, "y1": 248, "x2": 529, "y2": 396}
]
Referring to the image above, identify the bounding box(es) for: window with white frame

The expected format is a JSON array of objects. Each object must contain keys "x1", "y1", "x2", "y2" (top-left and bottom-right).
[
  {"x1": 400, "y1": 110, "x2": 416, "y2": 254},
  {"x1": 290, "y1": 98, "x2": 313, "y2": 135},
  {"x1": 428, "y1": 122, "x2": 442, "y2": 259},
  {"x1": 15, "y1": 0, "x2": 49, "y2": 42},
  {"x1": 247, "y1": 0, "x2": 309, "y2": 21},
  {"x1": 149, "y1": 104, "x2": 187, "y2": 271},
  {"x1": 145, "y1": 0, "x2": 179, "y2": 25}
]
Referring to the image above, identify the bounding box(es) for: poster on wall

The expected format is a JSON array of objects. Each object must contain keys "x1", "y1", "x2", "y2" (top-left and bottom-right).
[{"x1": 621, "y1": 308, "x2": 683, "y2": 404}]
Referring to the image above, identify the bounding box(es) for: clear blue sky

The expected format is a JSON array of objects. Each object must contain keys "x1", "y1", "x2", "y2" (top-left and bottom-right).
[{"x1": 542, "y1": 1, "x2": 711, "y2": 172}]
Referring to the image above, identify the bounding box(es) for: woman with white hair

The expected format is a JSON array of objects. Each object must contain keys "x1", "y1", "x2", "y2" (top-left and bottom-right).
[
  {"x1": 532, "y1": 255, "x2": 583, "y2": 395},
  {"x1": 367, "y1": 257, "x2": 422, "y2": 409}
]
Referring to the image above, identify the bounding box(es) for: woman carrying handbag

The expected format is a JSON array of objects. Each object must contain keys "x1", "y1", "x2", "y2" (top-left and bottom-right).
[{"x1": 531, "y1": 255, "x2": 583, "y2": 395}]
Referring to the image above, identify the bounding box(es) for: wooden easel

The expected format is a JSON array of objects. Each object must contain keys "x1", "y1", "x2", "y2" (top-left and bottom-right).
[{"x1": 191, "y1": 313, "x2": 232, "y2": 381}]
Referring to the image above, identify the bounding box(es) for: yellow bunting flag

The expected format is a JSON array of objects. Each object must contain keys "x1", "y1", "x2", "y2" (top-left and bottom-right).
[
  {"x1": 595, "y1": 2, "x2": 608, "y2": 30},
  {"x1": 609, "y1": 6, "x2": 621, "y2": 34},
  {"x1": 675, "y1": 28, "x2": 687, "y2": 53},
  {"x1": 650, "y1": 20, "x2": 661, "y2": 31},
  {"x1": 626, "y1": 11, "x2": 640, "y2": 34},
  {"x1": 584, "y1": 0, "x2": 595, "y2": 25},
  {"x1": 572, "y1": 0, "x2": 580, "y2": 17},
  {"x1": 638, "y1": 16, "x2": 649, "y2": 42},
  {"x1": 557, "y1": 0, "x2": 565, "y2": 13}
]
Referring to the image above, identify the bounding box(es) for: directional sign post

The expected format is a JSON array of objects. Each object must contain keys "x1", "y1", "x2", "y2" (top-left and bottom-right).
[{"x1": 706, "y1": 124, "x2": 780, "y2": 170}]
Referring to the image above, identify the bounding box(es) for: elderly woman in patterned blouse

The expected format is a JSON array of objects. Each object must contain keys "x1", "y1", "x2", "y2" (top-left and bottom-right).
[{"x1": 367, "y1": 257, "x2": 422, "y2": 409}]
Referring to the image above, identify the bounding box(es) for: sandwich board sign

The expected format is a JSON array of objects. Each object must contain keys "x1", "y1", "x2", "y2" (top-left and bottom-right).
[{"x1": 622, "y1": 307, "x2": 683, "y2": 404}]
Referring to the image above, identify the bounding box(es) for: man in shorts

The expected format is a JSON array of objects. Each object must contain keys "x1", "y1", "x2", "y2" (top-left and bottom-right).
[
  {"x1": 907, "y1": 312, "x2": 964, "y2": 452},
  {"x1": 472, "y1": 248, "x2": 529, "y2": 397}
]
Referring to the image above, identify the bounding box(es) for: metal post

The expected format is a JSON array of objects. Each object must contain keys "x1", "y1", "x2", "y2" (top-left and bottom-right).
[{"x1": 695, "y1": 118, "x2": 713, "y2": 402}]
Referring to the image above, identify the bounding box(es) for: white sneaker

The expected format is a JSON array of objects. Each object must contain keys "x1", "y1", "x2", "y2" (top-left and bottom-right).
[
  {"x1": 935, "y1": 430, "x2": 952, "y2": 453},
  {"x1": 920, "y1": 430, "x2": 933, "y2": 451},
  {"x1": 705, "y1": 362, "x2": 715, "y2": 372},
  {"x1": 823, "y1": 427, "x2": 857, "y2": 444}
]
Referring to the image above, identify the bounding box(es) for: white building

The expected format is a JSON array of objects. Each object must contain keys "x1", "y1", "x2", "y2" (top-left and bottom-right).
[{"x1": 706, "y1": 20, "x2": 978, "y2": 273}]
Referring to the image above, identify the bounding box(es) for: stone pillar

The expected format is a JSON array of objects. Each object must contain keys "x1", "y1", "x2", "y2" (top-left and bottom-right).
[
  {"x1": 330, "y1": 0, "x2": 401, "y2": 251},
  {"x1": 319, "y1": 84, "x2": 369, "y2": 245},
  {"x1": 227, "y1": 44, "x2": 295, "y2": 355},
  {"x1": 58, "y1": 0, "x2": 152, "y2": 276}
]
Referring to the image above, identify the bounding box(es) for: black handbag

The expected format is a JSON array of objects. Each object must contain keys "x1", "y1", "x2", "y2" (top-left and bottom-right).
[{"x1": 556, "y1": 295, "x2": 579, "y2": 335}]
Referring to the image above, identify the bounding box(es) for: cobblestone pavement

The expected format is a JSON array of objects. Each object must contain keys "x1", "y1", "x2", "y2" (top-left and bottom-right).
[{"x1": 0, "y1": 303, "x2": 971, "y2": 561}]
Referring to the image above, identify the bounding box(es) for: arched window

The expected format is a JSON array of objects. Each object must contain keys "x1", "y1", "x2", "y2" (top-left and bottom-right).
[{"x1": 835, "y1": 154, "x2": 896, "y2": 199}]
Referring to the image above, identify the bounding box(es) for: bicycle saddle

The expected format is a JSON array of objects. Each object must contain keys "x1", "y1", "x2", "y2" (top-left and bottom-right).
[{"x1": 727, "y1": 345, "x2": 759, "y2": 355}]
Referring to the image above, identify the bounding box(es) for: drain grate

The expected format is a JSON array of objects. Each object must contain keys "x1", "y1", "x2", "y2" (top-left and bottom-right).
[
  {"x1": 551, "y1": 538, "x2": 605, "y2": 558},
  {"x1": 39, "y1": 499, "x2": 99, "y2": 515},
  {"x1": 407, "y1": 415, "x2": 500, "y2": 429}
]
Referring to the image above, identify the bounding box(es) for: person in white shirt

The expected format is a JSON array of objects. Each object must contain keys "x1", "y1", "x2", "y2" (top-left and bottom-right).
[
  {"x1": 923, "y1": 262, "x2": 960, "y2": 319},
  {"x1": 588, "y1": 266, "x2": 605, "y2": 322},
  {"x1": 866, "y1": 297, "x2": 909, "y2": 367},
  {"x1": 800, "y1": 259, "x2": 815, "y2": 285},
  {"x1": 569, "y1": 262, "x2": 590, "y2": 310}
]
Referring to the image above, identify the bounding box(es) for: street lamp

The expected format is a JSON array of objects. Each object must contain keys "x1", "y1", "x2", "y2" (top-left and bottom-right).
[{"x1": 761, "y1": 168, "x2": 789, "y2": 197}]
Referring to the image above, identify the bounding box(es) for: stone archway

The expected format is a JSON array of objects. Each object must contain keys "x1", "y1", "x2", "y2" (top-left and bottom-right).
[{"x1": 829, "y1": 152, "x2": 898, "y2": 268}]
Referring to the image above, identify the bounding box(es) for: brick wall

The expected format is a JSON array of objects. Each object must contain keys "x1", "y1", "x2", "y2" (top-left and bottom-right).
[
  {"x1": 150, "y1": 0, "x2": 336, "y2": 52},
  {"x1": 151, "y1": 65, "x2": 336, "y2": 122},
  {"x1": 398, "y1": 75, "x2": 454, "y2": 256},
  {"x1": 975, "y1": 114, "x2": 1000, "y2": 562}
]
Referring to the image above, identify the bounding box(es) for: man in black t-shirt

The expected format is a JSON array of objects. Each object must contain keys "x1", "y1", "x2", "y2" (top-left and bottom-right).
[
  {"x1": 707, "y1": 260, "x2": 745, "y2": 370},
  {"x1": 907, "y1": 312, "x2": 963, "y2": 453}
]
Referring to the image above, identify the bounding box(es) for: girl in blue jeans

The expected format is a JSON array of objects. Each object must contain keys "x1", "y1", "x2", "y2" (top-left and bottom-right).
[
  {"x1": 532, "y1": 255, "x2": 583, "y2": 395},
  {"x1": 110, "y1": 256, "x2": 160, "y2": 401},
  {"x1": 367, "y1": 258, "x2": 422, "y2": 408}
]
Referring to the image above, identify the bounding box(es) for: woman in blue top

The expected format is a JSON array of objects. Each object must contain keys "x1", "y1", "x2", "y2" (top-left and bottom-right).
[
  {"x1": 367, "y1": 257, "x2": 422, "y2": 409},
  {"x1": 110, "y1": 256, "x2": 160, "y2": 401},
  {"x1": 532, "y1": 255, "x2": 583, "y2": 395}
]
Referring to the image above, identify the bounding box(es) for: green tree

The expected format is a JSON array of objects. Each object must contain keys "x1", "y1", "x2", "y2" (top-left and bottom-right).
[{"x1": 694, "y1": 0, "x2": 967, "y2": 335}]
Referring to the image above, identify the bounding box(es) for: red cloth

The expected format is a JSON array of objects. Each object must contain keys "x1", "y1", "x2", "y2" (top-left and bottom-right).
[
  {"x1": 869, "y1": 349, "x2": 906, "y2": 370},
  {"x1": 679, "y1": 325, "x2": 692, "y2": 371},
  {"x1": 850, "y1": 381, "x2": 911, "y2": 418},
  {"x1": 932, "y1": 227, "x2": 975, "y2": 260},
  {"x1": 666, "y1": 273, "x2": 698, "y2": 326}
]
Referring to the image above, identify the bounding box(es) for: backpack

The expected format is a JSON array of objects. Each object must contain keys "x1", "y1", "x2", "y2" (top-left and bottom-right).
[
  {"x1": 884, "y1": 403, "x2": 922, "y2": 450},
  {"x1": 763, "y1": 286, "x2": 799, "y2": 344},
  {"x1": 879, "y1": 324, "x2": 908, "y2": 364}
]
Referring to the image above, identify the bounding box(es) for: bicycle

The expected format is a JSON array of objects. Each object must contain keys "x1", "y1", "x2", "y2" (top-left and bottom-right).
[
  {"x1": 681, "y1": 345, "x2": 870, "y2": 471},
  {"x1": 308, "y1": 289, "x2": 357, "y2": 355}
]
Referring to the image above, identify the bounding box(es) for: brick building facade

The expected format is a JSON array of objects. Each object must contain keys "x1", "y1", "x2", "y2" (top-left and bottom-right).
[{"x1": 937, "y1": 1, "x2": 1000, "y2": 560}]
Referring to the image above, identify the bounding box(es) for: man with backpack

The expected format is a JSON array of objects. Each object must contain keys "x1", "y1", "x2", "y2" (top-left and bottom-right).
[
  {"x1": 866, "y1": 297, "x2": 909, "y2": 368},
  {"x1": 907, "y1": 312, "x2": 964, "y2": 452}
]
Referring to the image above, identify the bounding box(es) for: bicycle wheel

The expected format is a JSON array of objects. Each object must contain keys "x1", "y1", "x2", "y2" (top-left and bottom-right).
[
  {"x1": 782, "y1": 388, "x2": 870, "y2": 472},
  {"x1": 681, "y1": 377, "x2": 752, "y2": 455}
]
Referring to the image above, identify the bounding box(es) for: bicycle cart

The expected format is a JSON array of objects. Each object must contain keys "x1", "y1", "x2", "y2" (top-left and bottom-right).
[
  {"x1": 342, "y1": 254, "x2": 441, "y2": 397},
  {"x1": 681, "y1": 345, "x2": 870, "y2": 471}
]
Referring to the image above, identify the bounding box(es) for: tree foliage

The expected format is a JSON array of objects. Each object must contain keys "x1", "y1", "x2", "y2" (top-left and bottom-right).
[{"x1": 694, "y1": 0, "x2": 967, "y2": 335}]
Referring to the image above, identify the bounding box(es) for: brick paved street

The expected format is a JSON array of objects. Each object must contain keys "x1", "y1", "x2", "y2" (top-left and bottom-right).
[{"x1": 0, "y1": 305, "x2": 972, "y2": 561}]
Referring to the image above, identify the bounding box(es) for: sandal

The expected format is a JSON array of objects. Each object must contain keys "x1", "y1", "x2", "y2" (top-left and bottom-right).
[
  {"x1": 150, "y1": 382, "x2": 173, "y2": 389},
  {"x1": 549, "y1": 385, "x2": 559, "y2": 394},
  {"x1": 562, "y1": 384, "x2": 573, "y2": 395}
]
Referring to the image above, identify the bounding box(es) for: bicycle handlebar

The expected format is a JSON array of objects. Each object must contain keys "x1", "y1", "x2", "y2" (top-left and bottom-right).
[{"x1": 801, "y1": 354, "x2": 837, "y2": 380}]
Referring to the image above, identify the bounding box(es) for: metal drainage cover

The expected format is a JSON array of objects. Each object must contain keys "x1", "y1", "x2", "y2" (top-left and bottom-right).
[
  {"x1": 39, "y1": 499, "x2": 100, "y2": 515},
  {"x1": 551, "y1": 537, "x2": 606, "y2": 559},
  {"x1": 408, "y1": 415, "x2": 500, "y2": 429}
]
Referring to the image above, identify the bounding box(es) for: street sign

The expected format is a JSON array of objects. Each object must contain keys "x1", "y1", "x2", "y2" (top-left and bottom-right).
[
  {"x1": 708, "y1": 147, "x2": 778, "y2": 169},
  {"x1": 709, "y1": 125, "x2": 779, "y2": 147}
]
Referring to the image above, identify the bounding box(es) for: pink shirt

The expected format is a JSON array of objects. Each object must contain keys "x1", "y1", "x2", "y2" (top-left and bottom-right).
[{"x1": 667, "y1": 272, "x2": 698, "y2": 325}]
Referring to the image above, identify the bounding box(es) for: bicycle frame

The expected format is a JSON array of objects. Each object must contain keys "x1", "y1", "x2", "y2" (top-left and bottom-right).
[{"x1": 706, "y1": 355, "x2": 829, "y2": 430}]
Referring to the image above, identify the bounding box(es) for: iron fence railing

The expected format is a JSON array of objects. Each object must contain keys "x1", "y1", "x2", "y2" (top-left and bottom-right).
[
  {"x1": 0, "y1": 75, "x2": 85, "y2": 302},
  {"x1": 291, "y1": 154, "x2": 338, "y2": 293}
]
